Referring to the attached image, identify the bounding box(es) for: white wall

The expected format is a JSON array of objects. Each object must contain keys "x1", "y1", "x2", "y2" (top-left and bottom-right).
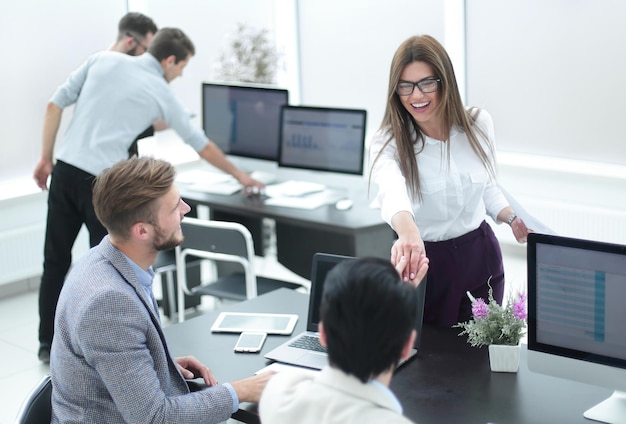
[
  {"x1": 0, "y1": 0, "x2": 126, "y2": 197},
  {"x1": 466, "y1": 0, "x2": 626, "y2": 166},
  {"x1": 296, "y1": 0, "x2": 446, "y2": 143}
]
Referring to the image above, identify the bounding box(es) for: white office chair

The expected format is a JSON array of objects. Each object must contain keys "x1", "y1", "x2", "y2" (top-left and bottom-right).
[
  {"x1": 14, "y1": 375, "x2": 52, "y2": 424},
  {"x1": 175, "y1": 217, "x2": 304, "y2": 322}
]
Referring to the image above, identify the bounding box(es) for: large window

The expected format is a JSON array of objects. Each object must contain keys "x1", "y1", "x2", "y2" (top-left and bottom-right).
[{"x1": 466, "y1": 0, "x2": 626, "y2": 166}]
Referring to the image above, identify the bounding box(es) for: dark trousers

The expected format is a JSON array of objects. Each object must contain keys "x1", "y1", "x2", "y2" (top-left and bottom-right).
[
  {"x1": 38, "y1": 161, "x2": 107, "y2": 345},
  {"x1": 423, "y1": 220, "x2": 505, "y2": 327}
]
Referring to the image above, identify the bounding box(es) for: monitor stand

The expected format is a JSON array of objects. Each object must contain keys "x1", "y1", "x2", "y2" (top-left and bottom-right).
[{"x1": 583, "y1": 390, "x2": 626, "y2": 424}]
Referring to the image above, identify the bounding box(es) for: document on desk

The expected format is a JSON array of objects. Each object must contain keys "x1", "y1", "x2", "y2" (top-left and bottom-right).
[
  {"x1": 499, "y1": 185, "x2": 557, "y2": 235},
  {"x1": 176, "y1": 169, "x2": 233, "y2": 185},
  {"x1": 185, "y1": 181, "x2": 242, "y2": 195},
  {"x1": 176, "y1": 170, "x2": 243, "y2": 195},
  {"x1": 265, "y1": 180, "x2": 326, "y2": 198},
  {"x1": 264, "y1": 189, "x2": 344, "y2": 210},
  {"x1": 255, "y1": 361, "x2": 319, "y2": 376}
]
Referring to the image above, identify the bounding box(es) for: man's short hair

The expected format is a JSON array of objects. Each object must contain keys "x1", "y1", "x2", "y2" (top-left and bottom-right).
[
  {"x1": 92, "y1": 157, "x2": 175, "y2": 240},
  {"x1": 148, "y1": 27, "x2": 195, "y2": 63},
  {"x1": 320, "y1": 257, "x2": 418, "y2": 383},
  {"x1": 117, "y1": 12, "x2": 157, "y2": 41}
]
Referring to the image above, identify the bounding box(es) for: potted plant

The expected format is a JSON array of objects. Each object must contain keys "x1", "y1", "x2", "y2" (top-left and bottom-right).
[
  {"x1": 215, "y1": 22, "x2": 280, "y2": 84},
  {"x1": 455, "y1": 282, "x2": 527, "y2": 372}
]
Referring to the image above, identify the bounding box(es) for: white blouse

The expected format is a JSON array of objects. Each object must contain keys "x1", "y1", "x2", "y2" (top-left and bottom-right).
[{"x1": 369, "y1": 109, "x2": 508, "y2": 242}]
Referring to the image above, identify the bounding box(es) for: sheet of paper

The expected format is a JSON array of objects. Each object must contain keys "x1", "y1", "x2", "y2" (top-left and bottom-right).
[
  {"x1": 186, "y1": 182, "x2": 242, "y2": 195},
  {"x1": 498, "y1": 185, "x2": 557, "y2": 235},
  {"x1": 265, "y1": 180, "x2": 326, "y2": 198},
  {"x1": 176, "y1": 170, "x2": 234, "y2": 185},
  {"x1": 264, "y1": 189, "x2": 344, "y2": 210},
  {"x1": 255, "y1": 361, "x2": 320, "y2": 376}
]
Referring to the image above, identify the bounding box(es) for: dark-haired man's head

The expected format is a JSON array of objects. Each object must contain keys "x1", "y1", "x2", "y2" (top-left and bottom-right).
[
  {"x1": 112, "y1": 12, "x2": 158, "y2": 56},
  {"x1": 319, "y1": 257, "x2": 418, "y2": 383},
  {"x1": 147, "y1": 27, "x2": 196, "y2": 82}
]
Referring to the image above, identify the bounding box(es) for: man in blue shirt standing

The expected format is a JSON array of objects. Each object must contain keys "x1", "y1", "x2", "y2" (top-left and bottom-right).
[{"x1": 33, "y1": 26, "x2": 264, "y2": 362}]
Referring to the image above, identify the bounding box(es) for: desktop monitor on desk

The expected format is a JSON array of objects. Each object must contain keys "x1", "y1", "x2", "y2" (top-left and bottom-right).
[
  {"x1": 278, "y1": 105, "x2": 367, "y2": 175},
  {"x1": 202, "y1": 82, "x2": 289, "y2": 162},
  {"x1": 527, "y1": 233, "x2": 626, "y2": 424}
]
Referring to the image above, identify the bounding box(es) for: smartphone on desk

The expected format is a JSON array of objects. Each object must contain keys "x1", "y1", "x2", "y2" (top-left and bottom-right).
[{"x1": 234, "y1": 332, "x2": 267, "y2": 353}]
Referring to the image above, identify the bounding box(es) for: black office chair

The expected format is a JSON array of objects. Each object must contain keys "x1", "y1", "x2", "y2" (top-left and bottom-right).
[
  {"x1": 14, "y1": 375, "x2": 52, "y2": 424},
  {"x1": 175, "y1": 217, "x2": 304, "y2": 322}
]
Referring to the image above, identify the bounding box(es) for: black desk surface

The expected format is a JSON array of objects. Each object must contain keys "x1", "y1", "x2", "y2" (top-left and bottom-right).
[
  {"x1": 163, "y1": 289, "x2": 611, "y2": 424},
  {"x1": 179, "y1": 184, "x2": 396, "y2": 278}
]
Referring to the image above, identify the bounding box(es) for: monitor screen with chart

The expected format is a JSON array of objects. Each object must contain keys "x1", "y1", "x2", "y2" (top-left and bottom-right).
[
  {"x1": 202, "y1": 82, "x2": 289, "y2": 161},
  {"x1": 527, "y1": 233, "x2": 626, "y2": 423},
  {"x1": 278, "y1": 105, "x2": 367, "y2": 175}
]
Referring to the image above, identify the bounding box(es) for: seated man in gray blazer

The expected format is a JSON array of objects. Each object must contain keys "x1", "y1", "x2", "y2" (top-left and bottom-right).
[
  {"x1": 50, "y1": 156, "x2": 273, "y2": 423},
  {"x1": 259, "y1": 255, "x2": 428, "y2": 423}
]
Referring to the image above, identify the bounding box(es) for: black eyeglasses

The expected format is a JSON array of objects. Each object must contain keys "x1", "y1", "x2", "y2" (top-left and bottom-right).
[
  {"x1": 126, "y1": 32, "x2": 149, "y2": 52},
  {"x1": 395, "y1": 77, "x2": 441, "y2": 96}
]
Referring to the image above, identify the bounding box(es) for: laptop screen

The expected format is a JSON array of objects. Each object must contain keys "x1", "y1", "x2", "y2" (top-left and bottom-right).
[
  {"x1": 307, "y1": 253, "x2": 355, "y2": 332},
  {"x1": 305, "y1": 252, "x2": 426, "y2": 349}
]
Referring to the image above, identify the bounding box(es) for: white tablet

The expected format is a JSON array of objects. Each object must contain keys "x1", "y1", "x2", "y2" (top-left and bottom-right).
[{"x1": 210, "y1": 312, "x2": 298, "y2": 335}]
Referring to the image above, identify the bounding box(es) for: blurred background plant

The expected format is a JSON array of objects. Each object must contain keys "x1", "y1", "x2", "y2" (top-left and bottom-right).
[{"x1": 215, "y1": 22, "x2": 280, "y2": 84}]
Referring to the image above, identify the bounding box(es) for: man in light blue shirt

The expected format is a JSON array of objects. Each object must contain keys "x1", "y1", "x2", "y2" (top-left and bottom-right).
[{"x1": 33, "y1": 27, "x2": 264, "y2": 362}]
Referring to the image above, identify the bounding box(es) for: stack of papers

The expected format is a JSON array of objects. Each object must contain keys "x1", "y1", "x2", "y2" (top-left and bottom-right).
[
  {"x1": 177, "y1": 170, "x2": 242, "y2": 195},
  {"x1": 186, "y1": 182, "x2": 242, "y2": 195},
  {"x1": 250, "y1": 170, "x2": 277, "y2": 185},
  {"x1": 264, "y1": 189, "x2": 344, "y2": 210},
  {"x1": 265, "y1": 180, "x2": 326, "y2": 198}
]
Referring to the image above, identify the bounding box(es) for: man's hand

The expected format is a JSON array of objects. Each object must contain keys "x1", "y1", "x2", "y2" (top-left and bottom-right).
[
  {"x1": 175, "y1": 356, "x2": 218, "y2": 386},
  {"x1": 395, "y1": 254, "x2": 429, "y2": 288},
  {"x1": 235, "y1": 171, "x2": 265, "y2": 194},
  {"x1": 390, "y1": 211, "x2": 426, "y2": 282},
  {"x1": 33, "y1": 159, "x2": 54, "y2": 190},
  {"x1": 230, "y1": 371, "x2": 276, "y2": 403}
]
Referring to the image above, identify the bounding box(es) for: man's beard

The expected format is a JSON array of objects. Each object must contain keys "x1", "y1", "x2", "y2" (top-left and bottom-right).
[{"x1": 152, "y1": 224, "x2": 183, "y2": 252}]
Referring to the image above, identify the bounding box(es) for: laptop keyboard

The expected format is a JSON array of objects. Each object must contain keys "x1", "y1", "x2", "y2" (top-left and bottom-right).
[{"x1": 289, "y1": 335, "x2": 327, "y2": 353}]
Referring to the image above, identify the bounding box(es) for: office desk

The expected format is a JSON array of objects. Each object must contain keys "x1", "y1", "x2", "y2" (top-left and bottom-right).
[
  {"x1": 164, "y1": 288, "x2": 611, "y2": 424},
  {"x1": 179, "y1": 185, "x2": 395, "y2": 278}
]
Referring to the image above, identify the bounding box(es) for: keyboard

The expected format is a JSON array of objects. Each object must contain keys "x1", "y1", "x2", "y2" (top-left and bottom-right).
[{"x1": 289, "y1": 334, "x2": 327, "y2": 353}]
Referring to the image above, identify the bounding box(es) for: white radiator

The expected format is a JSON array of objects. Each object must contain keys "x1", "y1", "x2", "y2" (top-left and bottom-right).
[
  {"x1": 517, "y1": 196, "x2": 626, "y2": 245},
  {"x1": 0, "y1": 223, "x2": 45, "y2": 285}
]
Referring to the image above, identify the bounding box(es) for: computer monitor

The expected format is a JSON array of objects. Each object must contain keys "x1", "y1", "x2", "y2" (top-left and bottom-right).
[
  {"x1": 527, "y1": 233, "x2": 626, "y2": 424},
  {"x1": 201, "y1": 82, "x2": 289, "y2": 161},
  {"x1": 278, "y1": 105, "x2": 367, "y2": 175}
]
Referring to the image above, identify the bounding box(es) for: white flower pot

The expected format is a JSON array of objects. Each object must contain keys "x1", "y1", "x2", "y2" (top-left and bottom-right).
[{"x1": 488, "y1": 343, "x2": 521, "y2": 372}]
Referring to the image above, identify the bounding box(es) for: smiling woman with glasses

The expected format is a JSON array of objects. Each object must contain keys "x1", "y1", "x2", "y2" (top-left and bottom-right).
[{"x1": 369, "y1": 34, "x2": 531, "y2": 327}]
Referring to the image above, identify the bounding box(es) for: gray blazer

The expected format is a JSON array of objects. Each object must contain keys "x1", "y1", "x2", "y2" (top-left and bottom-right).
[{"x1": 51, "y1": 236, "x2": 233, "y2": 423}]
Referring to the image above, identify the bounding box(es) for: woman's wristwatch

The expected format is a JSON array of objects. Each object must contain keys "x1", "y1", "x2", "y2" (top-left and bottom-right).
[{"x1": 506, "y1": 213, "x2": 518, "y2": 226}]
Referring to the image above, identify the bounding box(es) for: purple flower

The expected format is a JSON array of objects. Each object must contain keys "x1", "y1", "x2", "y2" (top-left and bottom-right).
[
  {"x1": 512, "y1": 293, "x2": 527, "y2": 320},
  {"x1": 472, "y1": 298, "x2": 489, "y2": 319}
]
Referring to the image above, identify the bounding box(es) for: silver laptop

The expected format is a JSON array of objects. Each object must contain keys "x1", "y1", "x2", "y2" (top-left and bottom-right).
[{"x1": 264, "y1": 252, "x2": 426, "y2": 370}]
